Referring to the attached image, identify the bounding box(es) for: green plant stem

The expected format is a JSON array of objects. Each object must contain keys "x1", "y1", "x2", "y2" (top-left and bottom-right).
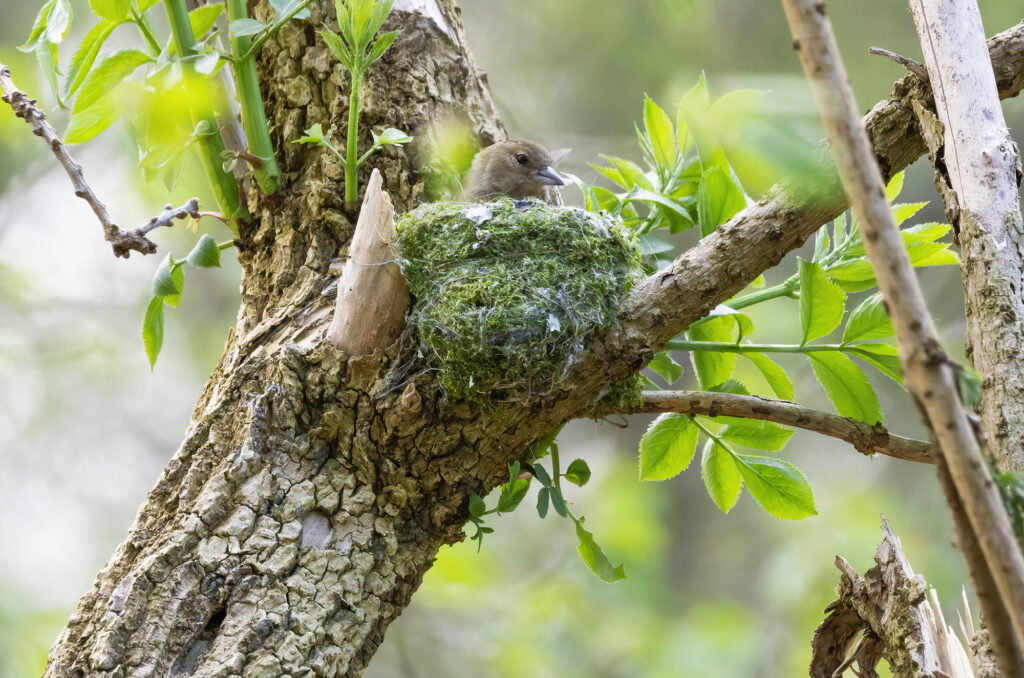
[
  {"x1": 666, "y1": 340, "x2": 847, "y2": 354},
  {"x1": 345, "y1": 70, "x2": 362, "y2": 204},
  {"x1": 225, "y1": 0, "x2": 280, "y2": 195},
  {"x1": 691, "y1": 416, "x2": 739, "y2": 459},
  {"x1": 165, "y1": 0, "x2": 246, "y2": 234},
  {"x1": 130, "y1": 6, "x2": 162, "y2": 56},
  {"x1": 242, "y1": 0, "x2": 317, "y2": 59},
  {"x1": 728, "y1": 278, "x2": 799, "y2": 309},
  {"x1": 551, "y1": 444, "x2": 562, "y2": 495}
]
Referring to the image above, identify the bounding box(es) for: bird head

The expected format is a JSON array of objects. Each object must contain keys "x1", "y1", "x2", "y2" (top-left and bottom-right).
[{"x1": 465, "y1": 140, "x2": 571, "y2": 202}]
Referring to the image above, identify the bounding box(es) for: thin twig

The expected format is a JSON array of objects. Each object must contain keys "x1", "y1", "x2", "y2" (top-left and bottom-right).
[
  {"x1": 622, "y1": 390, "x2": 932, "y2": 464},
  {"x1": 869, "y1": 46, "x2": 930, "y2": 80},
  {"x1": 782, "y1": 0, "x2": 1024, "y2": 661},
  {"x1": 139, "y1": 199, "x2": 202, "y2": 235},
  {"x1": 0, "y1": 63, "x2": 190, "y2": 258}
]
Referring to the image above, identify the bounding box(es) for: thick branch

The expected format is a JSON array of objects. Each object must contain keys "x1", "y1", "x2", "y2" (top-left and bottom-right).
[
  {"x1": 0, "y1": 64, "x2": 164, "y2": 258},
  {"x1": 908, "y1": 0, "x2": 1024, "y2": 473},
  {"x1": 782, "y1": 0, "x2": 1024, "y2": 660},
  {"x1": 616, "y1": 19, "x2": 1024, "y2": 349},
  {"x1": 626, "y1": 390, "x2": 932, "y2": 464}
]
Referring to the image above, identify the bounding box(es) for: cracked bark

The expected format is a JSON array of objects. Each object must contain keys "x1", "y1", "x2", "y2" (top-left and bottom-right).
[{"x1": 42, "y1": 5, "x2": 1024, "y2": 677}]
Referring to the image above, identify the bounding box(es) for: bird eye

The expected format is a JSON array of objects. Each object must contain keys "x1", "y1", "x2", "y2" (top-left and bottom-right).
[{"x1": 516, "y1": 153, "x2": 529, "y2": 166}]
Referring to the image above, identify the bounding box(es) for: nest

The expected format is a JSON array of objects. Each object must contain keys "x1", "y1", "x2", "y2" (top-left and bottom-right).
[{"x1": 394, "y1": 199, "x2": 642, "y2": 402}]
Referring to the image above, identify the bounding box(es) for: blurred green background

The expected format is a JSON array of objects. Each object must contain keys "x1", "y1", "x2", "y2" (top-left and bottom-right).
[{"x1": 2, "y1": 1, "x2": 1022, "y2": 676}]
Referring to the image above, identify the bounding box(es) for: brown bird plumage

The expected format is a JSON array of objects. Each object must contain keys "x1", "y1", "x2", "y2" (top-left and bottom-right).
[{"x1": 463, "y1": 140, "x2": 571, "y2": 205}]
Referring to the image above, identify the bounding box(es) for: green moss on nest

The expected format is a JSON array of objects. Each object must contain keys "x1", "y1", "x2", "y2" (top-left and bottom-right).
[{"x1": 395, "y1": 199, "x2": 642, "y2": 402}]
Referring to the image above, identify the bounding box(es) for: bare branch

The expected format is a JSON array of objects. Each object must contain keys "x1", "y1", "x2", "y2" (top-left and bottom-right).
[
  {"x1": 622, "y1": 390, "x2": 932, "y2": 464},
  {"x1": 869, "y1": 46, "x2": 930, "y2": 80},
  {"x1": 0, "y1": 63, "x2": 191, "y2": 259},
  {"x1": 139, "y1": 199, "x2": 202, "y2": 235},
  {"x1": 782, "y1": 0, "x2": 1024, "y2": 660}
]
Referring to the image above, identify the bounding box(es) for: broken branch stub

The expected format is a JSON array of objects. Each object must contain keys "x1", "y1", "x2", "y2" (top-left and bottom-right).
[{"x1": 327, "y1": 168, "x2": 410, "y2": 355}]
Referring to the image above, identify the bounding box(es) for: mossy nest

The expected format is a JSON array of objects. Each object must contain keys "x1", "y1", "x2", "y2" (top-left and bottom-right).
[{"x1": 394, "y1": 199, "x2": 643, "y2": 402}]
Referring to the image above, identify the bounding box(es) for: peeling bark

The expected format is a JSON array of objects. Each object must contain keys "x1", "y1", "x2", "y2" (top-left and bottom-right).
[{"x1": 42, "y1": 5, "x2": 1024, "y2": 677}]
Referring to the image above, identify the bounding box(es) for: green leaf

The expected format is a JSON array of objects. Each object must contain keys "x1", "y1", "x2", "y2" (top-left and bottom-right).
[
  {"x1": 719, "y1": 420, "x2": 794, "y2": 451},
  {"x1": 847, "y1": 344, "x2": 903, "y2": 385},
  {"x1": 271, "y1": 0, "x2": 312, "y2": 19},
  {"x1": 705, "y1": 305, "x2": 754, "y2": 342},
  {"x1": 565, "y1": 459, "x2": 591, "y2": 487},
  {"x1": 808, "y1": 351, "x2": 882, "y2": 423},
  {"x1": 230, "y1": 18, "x2": 266, "y2": 37},
  {"x1": 536, "y1": 487, "x2": 550, "y2": 518},
  {"x1": 902, "y1": 222, "x2": 952, "y2": 244},
  {"x1": 531, "y1": 462, "x2": 552, "y2": 487},
  {"x1": 639, "y1": 413, "x2": 698, "y2": 481},
  {"x1": 701, "y1": 439, "x2": 742, "y2": 514},
  {"x1": 689, "y1": 315, "x2": 737, "y2": 389},
  {"x1": 295, "y1": 122, "x2": 328, "y2": 144},
  {"x1": 496, "y1": 477, "x2": 529, "y2": 512},
  {"x1": 637, "y1": 233, "x2": 674, "y2": 257},
  {"x1": 46, "y1": 0, "x2": 72, "y2": 44},
  {"x1": 73, "y1": 48, "x2": 152, "y2": 114},
  {"x1": 623, "y1": 187, "x2": 693, "y2": 225},
  {"x1": 825, "y1": 258, "x2": 877, "y2": 292},
  {"x1": 677, "y1": 71, "x2": 710, "y2": 158},
  {"x1": 21, "y1": 0, "x2": 57, "y2": 51},
  {"x1": 372, "y1": 126, "x2": 412, "y2": 146},
  {"x1": 64, "y1": 91, "x2": 121, "y2": 143},
  {"x1": 734, "y1": 454, "x2": 817, "y2": 520},
  {"x1": 599, "y1": 155, "x2": 652, "y2": 190},
  {"x1": 696, "y1": 166, "x2": 746, "y2": 236},
  {"x1": 319, "y1": 29, "x2": 354, "y2": 69},
  {"x1": 812, "y1": 227, "x2": 830, "y2": 263},
  {"x1": 35, "y1": 38, "x2": 62, "y2": 107},
  {"x1": 89, "y1": 0, "x2": 130, "y2": 21},
  {"x1": 843, "y1": 293, "x2": 893, "y2": 343},
  {"x1": 647, "y1": 351, "x2": 683, "y2": 385},
  {"x1": 893, "y1": 202, "x2": 927, "y2": 225},
  {"x1": 885, "y1": 171, "x2": 905, "y2": 202},
  {"x1": 549, "y1": 487, "x2": 568, "y2": 517},
  {"x1": 64, "y1": 19, "x2": 123, "y2": 98},
  {"x1": 187, "y1": 234, "x2": 222, "y2": 268},
  {"x1": 365, "y1": 29, "x2": 399, "y2": 66},
  {"x1": 644, "y1": 95, "x2": 676, "y2": 172},
  {"x1": 799, "y1": 258, "x2": 846, "y2": 343},
  {"x1": 742, "y1": 353, "x2": 794, "y2": 400},
  {"x1": 468, "y1": 491, "x2": 486, "y2": 518},
  {"x1": 142, "y1": 296, "x2": 164, "y2": 369},
  {"x1": 189, "y1": 4, "x2": 225, "y2": 40},
  {"x1": 152, "y1": 255, "x2": 180, "y2": 297},
  {"x1": 575, "y1": 520, "x2": 626, "y2": 582}
]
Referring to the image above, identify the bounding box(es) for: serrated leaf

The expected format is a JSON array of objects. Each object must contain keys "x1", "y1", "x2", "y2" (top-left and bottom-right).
[
  {"x1": 64, "y1": 91, "x2": 121, "y2": 143},
  {"x1": 365, "y1": 29, "x2": 399, "y2": 66},
  {"x1": 893, "y1": 202, "x2": 927, "y2": 226},
  {"x1": 719, "y1": 420, "x2": 794, "y2": 451},
  {"x1": 799, "y1": 258, "x2": 846, "y2": 343},
  {"x1": 89, "y1": 0, "x2": 130, "y2": 21},
  {"x1": 885, "y1": 170, "x2": 905, "y2": 202},
  {"x1": 902, "y1": 222, "x2": 952, "y2": 244},
  {"x1": 648, "y1": 351, "x2": 683, "y2": 385},
  {"x1": 565, "y1": 459, "x2": 591, "y2": 487},
  {"x1": 142, "y1": 296, "x2": 164, "y2": 369},
  {"x1": 644, "y1": 95, "x2": 676, "y2": 173},
  {"x1": 734, "y1": 454, "x2": 817, "y2": 520},
  {"x1": 319, "y1": 29, "x2": 353, "y2": 69},
  {"x1": 21, "y1": 0, "x2": 57, "y2": 51},
  {"x1": 230, "y1": 18, "x2": 266, "y2": 37},
  {"x1": 189, "y1": 4, "x2": 225, "y2": 40},
  {"x1": 294, "y1": 122, "x2": 328, "y2": 144},
  {"x1": 151, "y1": 254, "x2": 180, "y2": 297},
  {"x1": 497, "y1": 477, "x2": 529, "y2": 512},
  {"x1": 712, "y1": 379, "x2": 749, "y2": 395},
  {"x1": 575, "y1": 521, "x2": 626, "y2": 582},
  {"x1": 701, "y1": 439, "x2": 742, "y2": 514},
  {"x1": 697, "y1": 166, "x2": 746, "y2": 236},
  {"x1": 46, "y1": 0, "x2": 72, "y2": 44},
  {"x1": 536, "y1": 487, "x2": 549, "y2": 518},
  {"x1": 843, "y1": 292, "x2": 893, "y2": 343},
  {"x1": 825, "y1": 258, "x2": 877, "y2": 292},
  {"x1": 73, "y1": 48, "x2": 152, "y2": 114},
  {"x1": 689, "y1": 315, "x2": 737, "y2": 389},
  {"x1": 187, "y1": 234, "x2": 221, "y2": 268},
  {"x1": 847, "y1": 344, "x2": 903, "y2": 385},
  {"x1": 813, "y1": 227, "x2": 830, "y2": 263},
  {"x1": 468, "y1": 491, "x2": 486, "y2": 518},
  {"x1": 639, "y1": 413, "x2": 698, "y2": 481},
  {"x1": 743, "y1": 353, "x2": 794, "y2": 400},
  {"x1": 809, "y1": 351, "x2": 882, "y2": 423},
  {"x1": 35, "y1": 38, "x2": 62, "y2": 107},
  {"x1": 64, "y1": 19, "x2": 123, "y2": 98}
]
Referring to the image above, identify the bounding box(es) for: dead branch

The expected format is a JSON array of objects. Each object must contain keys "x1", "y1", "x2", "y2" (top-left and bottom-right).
[
  {"x1": 782, "y1": 0, "x2": 1024, "y2": 663},
  {"x1": 811, "y1": 518, "x2": 975, "y2": 678},
  {"x1": 327, "y1": 168, "x2": 410, "y2": 355},
  {"x1": 620, "y1": 390, "x2": 932, "y2": 464},
  {"x1": 869, "y1": 46, "x2": 930, "y2": 80},
  {"x1": 907, "y1": 0, "x2": 1024, "y2": 475}
]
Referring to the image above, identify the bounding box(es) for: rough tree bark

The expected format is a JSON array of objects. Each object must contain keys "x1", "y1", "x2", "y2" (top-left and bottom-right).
[
  {"x1": 41, "y1": 4, "x2": 1024, "y2": 677},
  {"x1": 908, "y1": 0, "x2": 1024, "y2": 473}
]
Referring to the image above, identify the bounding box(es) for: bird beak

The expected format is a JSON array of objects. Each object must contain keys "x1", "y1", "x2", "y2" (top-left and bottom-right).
[{"x1": 533, "y1": 166, "x2": 565, "y2": 186}]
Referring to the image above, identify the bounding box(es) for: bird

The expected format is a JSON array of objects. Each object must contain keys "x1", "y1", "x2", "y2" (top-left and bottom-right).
[{"x1": 463, "y1": 140, "x2": 571, "y2": 205}]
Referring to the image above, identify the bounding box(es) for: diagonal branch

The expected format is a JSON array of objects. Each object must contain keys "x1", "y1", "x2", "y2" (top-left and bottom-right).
[
  {"x1": 0, "y1": 63, "x2": 190, "y2": 259},
  {"x1": 781, "y1": 0, "x2": 1024, "y2": 665},
  {"x1": 622, "y1": 390, "x2": 932, "y2": 464},
  {"x1": 613, "y1": 19, "x2": 1024, "y2": 350}
]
